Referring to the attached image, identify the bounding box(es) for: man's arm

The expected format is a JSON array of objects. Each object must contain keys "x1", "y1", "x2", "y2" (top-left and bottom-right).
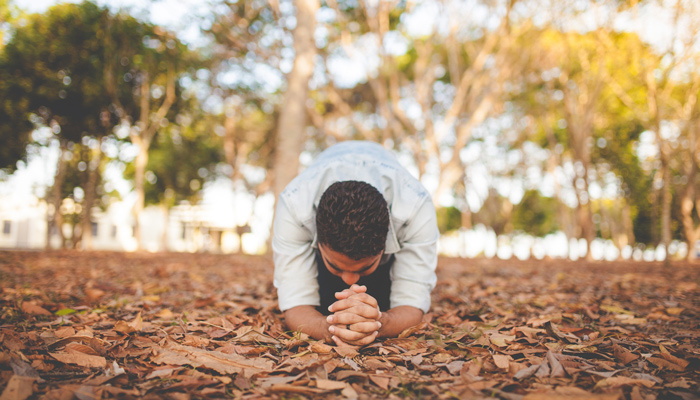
[
  {"x1": 284, "y1": 305, "x2": 332, "y2": 341},
  {"x1": 377, "y1": 305, "x2": 423, "y2": 338}
]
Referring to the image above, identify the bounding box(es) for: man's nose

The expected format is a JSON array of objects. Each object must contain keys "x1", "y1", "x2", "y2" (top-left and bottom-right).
[{"x1": 341, "y1": 272, "x2": 360, "y2": 285}]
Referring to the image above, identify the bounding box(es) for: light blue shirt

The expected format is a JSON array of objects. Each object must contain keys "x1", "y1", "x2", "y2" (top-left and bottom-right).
[{"x1": 272, "y1": 141, "x2": 438, "y2": 313}]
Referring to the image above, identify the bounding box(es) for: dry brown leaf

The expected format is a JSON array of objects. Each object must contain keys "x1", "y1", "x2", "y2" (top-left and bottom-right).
[
  {"x1": 486, "y1": 331, "x2": 516, "y2": 347},
  {"x1": 268, "y1": 385, "x2": 324, "y2": 395},
  {"x1": 315, "y1": 379, "x2": 347, "y2": 390},
  {"x1": 0, "y1": 375, "x2": 36, "y2": 400},
  {"x1": 647, "y1": 357, "x2": 686, "y2": 372},
  {"x1": 368, "y1": 375, "x2": 390, "y2": 390},
  {"x1": 54, "y1": 327, "x2": 75, "y2": 338},
  {"x1": 433, "y1": 352, "x2": 452, "y2": 363},
  {"x1": 658, "y1": 348, "x2": 689, "y2": 368},
  {"x1": 341, "y1": 384, "x2": 358, "y2": 398},
  {"x1": 84, "y1": 288, "x2": 105, "y2": 302},
  {"x1": 612, "y1": 344, "x2": 639, "y2": 364},
  {"x1": 49, "y1": 352, "x2": 107, "y2": 369},
  {"x1": 333, "y1": 345, "x2": 359, "y2": 358},
  {"x1": 544, "y1": 321, "x2": 579, "y2": 344},
  {"x1": 363, "y1": 357, "x2": 391, "y2": 370},
  {"x1": 492, "y1": 354, "x2": 510, "y2": 370},
  {"x1": 595, "y1": 376, "x2": 656, "y2": 389},
  {"x1": 309, "y1": 341, "x2": 333, "y2": 354},
  {"x1": 65, "y1": 343, "x2": 100, "y2": 356},
  {"x1": 523, "y1": 393, "x2": 622, "y2": 400},
  {"x1": 231, "y1": 327, "x2": 280, "y2": 345},
  {"x1": 514, "y1": 326, "x2": 546, "y2": 339},
  {"x1": 21, "y1": 302, "x2": 51, "y2": 316},
  {"x1": 152, "y1": 340, "x2": 273, "y2": 378},
  {"x1": 665, "y1": 307, "x2": 684, "y2": 315},
  {"x1": 114, "y1": 312, "x2": 142, "y2": 334}
]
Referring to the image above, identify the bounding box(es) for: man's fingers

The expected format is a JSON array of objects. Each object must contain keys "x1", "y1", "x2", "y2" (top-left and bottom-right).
[
  {"x1": 349, "y1": 321, "x2": 382, "y2": 333},
  {"x1": 329, "y1": 294, "x2": 378, "y2": 312},
  {"x1": 334, "y1": 285, "x2": 367, "y2": 300},
  {"x1": 329, "y1": 324, "x2": 378, "y2": 343},
  {"x1": 327, "y1": 314, "x2": 381, "y2": 331},
  {"x1": 327, "y1": 313, "x2": 372, "y2": 325},
  {"x1": 329, "y1": 304, "x2": 380, "y2": 319},
  {"x1": 332, "y1": 331, "x2": 378, "y2": 347}
]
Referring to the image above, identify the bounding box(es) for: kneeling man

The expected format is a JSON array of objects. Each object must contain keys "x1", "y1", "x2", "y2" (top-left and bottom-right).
[{"x1": 272, "y1": 141, "x2": 438, "y2": 346}]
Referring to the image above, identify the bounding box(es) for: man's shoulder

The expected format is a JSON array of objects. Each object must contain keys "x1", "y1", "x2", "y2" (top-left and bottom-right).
[{"x1": 279, "y1": 141, "x2": 431, "y2": 225}]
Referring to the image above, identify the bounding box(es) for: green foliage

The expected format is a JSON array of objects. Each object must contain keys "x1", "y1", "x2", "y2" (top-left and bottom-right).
[
  {"x1": 473, "y1": 189, "x2": 513, "y2": 236},
  {"x1": 0, "y1": 1, "x2": 112, "y2": 172},
  {"x1": 512, "y1": 190, "x2": 559, "y2": 237},
  {"x1": 436, "y1": 206, "x2": 462, "y2": 234},
  {"x1": 141, "y1": 117, "x2": 223, "y2": 207}
]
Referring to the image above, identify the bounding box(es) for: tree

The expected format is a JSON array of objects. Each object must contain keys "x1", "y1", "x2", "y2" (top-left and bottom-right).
[
  {"x1": 310, "y1": 0, "x2": 534, "y2": 205},
  {"x1": 0, "y1": 1, "x2": 121, "y2": 248},
  {"x1": 133, "y1": 108, "x2": 223, "y2": 251},
  {"x1": 272, "y1": 0, "x2": 319, "y2": 200},
  {"x1": 101, "y1": 16, "x2": 192, "y2": 250},
  {"x1": 604, "y1": 0, "x2": 700, "y2": 261},
  {"x1": 512, "y1": 190, "x2": 560, "y2": 237}
]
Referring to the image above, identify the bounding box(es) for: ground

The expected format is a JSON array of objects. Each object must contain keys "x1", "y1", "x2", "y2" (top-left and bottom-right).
[{"x1": 0, "y1": 251, "x2": 698, "y2": 399}]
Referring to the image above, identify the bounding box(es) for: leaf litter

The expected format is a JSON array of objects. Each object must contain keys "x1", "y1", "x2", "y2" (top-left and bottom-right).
[{"x1": 0, "y1": 251, "x2": 699, "y2": 399}]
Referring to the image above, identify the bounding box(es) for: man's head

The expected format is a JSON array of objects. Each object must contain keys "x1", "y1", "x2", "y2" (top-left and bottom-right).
[{"x1": 316, "y1": 181, "x2": 389, "y2": 284}]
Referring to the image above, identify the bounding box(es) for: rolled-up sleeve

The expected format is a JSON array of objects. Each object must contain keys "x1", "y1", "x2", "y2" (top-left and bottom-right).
[
  {"x1": 390, "y1": 198, "x2": 438, "y2": 313},
  {"x1": 272, "y1": 197, "x2": 320, "y2": 312}
]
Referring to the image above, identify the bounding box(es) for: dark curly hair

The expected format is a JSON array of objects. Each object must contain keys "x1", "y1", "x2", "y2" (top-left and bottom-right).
[{"x1": 316, "y1": 181, "x2": 390, "y2": 260}]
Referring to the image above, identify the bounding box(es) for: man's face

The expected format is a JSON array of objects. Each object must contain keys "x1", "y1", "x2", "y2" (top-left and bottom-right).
[{"x1": 318, "y1": 244, "x2": 383, "y2": 286}]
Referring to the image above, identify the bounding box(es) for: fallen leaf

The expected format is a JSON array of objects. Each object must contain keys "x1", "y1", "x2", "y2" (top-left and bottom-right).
[
  {"x1": 49, "y1": 352, "x2": 107, "y2": 369},
  {"x1": 368, "y1": 375, "x2": 390, "y2": 390},
  {"x1": 54, "y1": 326, "x2": 75, "y2": 338},
  {"x1": 595, "y1": 376, "x2": 656, "y2": 389},
  {"x1": 486, "y1": 332, "x2": 516, "y2": 347},
  {"x1": 21, "y1": 302, "x2": 51, "y2": 316},
  {"x1": 231, "y1": 327, "x2": 280, "y2": 345},
  {"x1": 647, "y1": 357, "x2": 686, "y2": 372},
  {"x1": 665, "y1": 307, "x2": 684, "y2": 315},
  {"x1": 114, "y1": 312, "x2": 143, "y2": 334},
  {"x1": 492, "y1": 354, "x2": 510, "y2": 370},
  {"x1": 612, "y1": 344, "x2": 639, "y2": 364},
  {"x1": 309, "y1": 341, "x2": 333, "y2": 354},
  {"x1": 152, "y1": 340, "x2": 273, "y2": 378},
  {"x1": 333, "y1": 346, "x2": 359, "y2": 358},
  {"x1": 315, "y1": 379, "x2": 346, "y2": 390}
]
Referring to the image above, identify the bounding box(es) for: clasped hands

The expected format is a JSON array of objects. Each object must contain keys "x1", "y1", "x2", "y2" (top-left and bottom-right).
[{"x1": 326, "y1": 284, "x2": 382, "y2": 347}]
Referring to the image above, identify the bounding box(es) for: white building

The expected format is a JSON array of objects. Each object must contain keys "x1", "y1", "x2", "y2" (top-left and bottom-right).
[{"x1": 0, "y1": 194, "x2": 261, "y2": 254}]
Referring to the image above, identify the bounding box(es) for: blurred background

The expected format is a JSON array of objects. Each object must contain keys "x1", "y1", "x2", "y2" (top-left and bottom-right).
[{"x1": 1, "y1": 0, "x2": 699, "y2": 262}]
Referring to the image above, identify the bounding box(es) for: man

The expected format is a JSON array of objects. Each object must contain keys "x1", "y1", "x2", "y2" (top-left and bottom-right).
[{"x1": 272, "y1": 141, "x2": 438, "y2": 346}]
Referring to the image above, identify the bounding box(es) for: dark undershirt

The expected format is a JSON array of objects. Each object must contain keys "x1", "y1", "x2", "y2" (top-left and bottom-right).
[{"x1": 315, "y1": 250, "x2": 393, "y2": 315}]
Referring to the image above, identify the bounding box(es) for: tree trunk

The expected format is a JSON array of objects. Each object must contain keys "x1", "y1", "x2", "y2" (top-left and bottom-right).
[
  {"x1": 581, "y1": 172, "x2": 595, "y2": 261},
  {"x1": 659, "y1": 146, "x2": 672, "y2": 265},
  {"x1": 80, "y1": 145, "x2": 103, "y2": 250},
  {"x1": 50, "y1": 139, "x2": 69, "y2": 249},
  {"x1": 272, "y1": 0, "x2": 319, "y2": 200},
  {"x1": 681, "y1": 124, "x2": 699, "y2": 262},
  {"x1": 132, "y1": 136, "x2": 149, "y2": 250},
  {"x1": 131, "y1": 65, "x2": 175, "y2": 250},
  {"x1": 681, "y1": 184, "x2": 699, "y2": 262},
  {"x1": 160, "y1": 204, "x2": 170, "y2": 252}
]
